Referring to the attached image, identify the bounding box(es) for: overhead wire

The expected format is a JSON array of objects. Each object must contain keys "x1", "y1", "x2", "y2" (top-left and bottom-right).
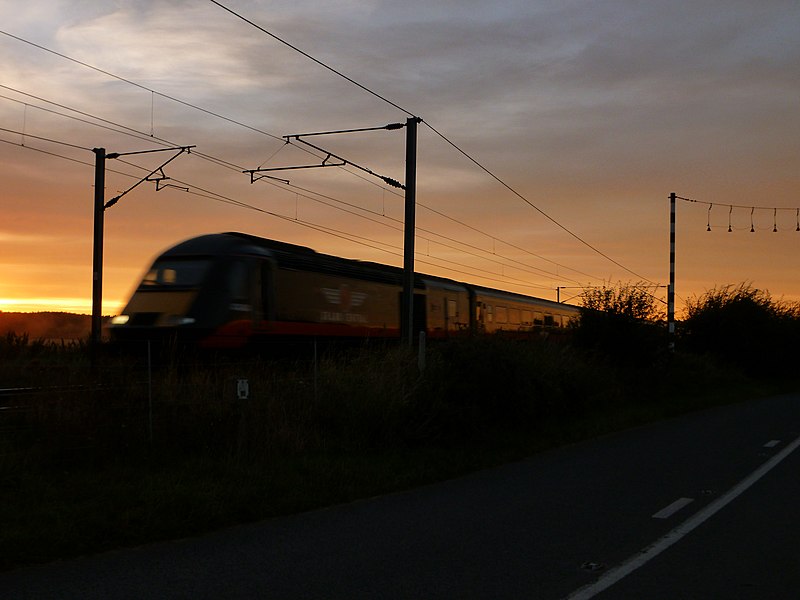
[
  {"x1": 423, "y1": 121, "x2": 657, "y2": 284},
  {"x1": 0, "y1": 136, "x2": 408, "y2": 273},
  {"x1": 0, "y1": 84, "x2": 247, "y2": 172},
  {"x1": 0, "y1": 85, "x2": 588, "y2": 287},
  {"x1": 3, "y1": 69, "x2": 586, "y2": 285},
  {"x1": 0, "y1": 135, "x2": 151, "y2": 182},
  {"x1": 2, "y1": 25, "x2": 615, "y2": 294},
  {"x1": 0, "y1": 126, "x2": 91, "y2": 151},
  {"x1": 0, "y1": 135, "x2": 94, "y2": 168},
  {"x1": 336, "y1": 162, "x2": 600, "y2": 281},
  {"x1": 0, "y1": 109, "x2": 563, "y2": 292},
  {"x1": 0, "y1": 84, "x2": 178, "y2": 149},
  {"x1": 279, "y1": 135, "x2": 596, "y2": 282},
  {"x1": 206, "y1": 1, "x2": 415, "y2": 117},
  {"x1": 205, "y1": 0, "x2": 656, "y2": 286},
  {"x1": 116, "y1": 154, "x2": 572, "y2": 291},
  {"x1": 0, "y1": 30, "x2": 602, "y2": 288},
  {"x1": 0, "y1": 123, "x2": 569, "y2": 295},
  {"x1": 118, "y1": 164, "x2": 562, "y2": 293},
  {"x1": 0, "y1": 30, "x2": 285, "y2": 143},
  {"x1": 677, "y1": 195, "x2": 800, "y2": 212},
  {"x1": 0, "y1": 109, "x2": 564, "y2": 289}
]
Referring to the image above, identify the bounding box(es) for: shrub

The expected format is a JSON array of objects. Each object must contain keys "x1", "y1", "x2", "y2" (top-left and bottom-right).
[
  {"x1": 573, "y1": 282, "x2": 667, "y2": 366},
  {"x1": 419, "y1": 336, "x2": 618, "y2": 440},
  {"x1": 683, "y1": 283, "x2": 800, "y2": 377}
]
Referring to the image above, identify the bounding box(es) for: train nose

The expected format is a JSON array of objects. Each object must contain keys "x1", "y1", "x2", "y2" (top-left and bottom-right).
[{"x1": 111, "y1": 312, "x2": 196, "y2": 328}]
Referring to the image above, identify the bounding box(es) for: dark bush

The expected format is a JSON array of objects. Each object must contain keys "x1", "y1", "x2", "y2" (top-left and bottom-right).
[
  {"x1": 419, "y1": 335, "x2": 617, "y2": 440},
  {"x1": 573, "y1": 282, "x2": 667, "y2": 367},
  {"x1": 683, "y1": 283, "x2": 800, "y2": 377}
]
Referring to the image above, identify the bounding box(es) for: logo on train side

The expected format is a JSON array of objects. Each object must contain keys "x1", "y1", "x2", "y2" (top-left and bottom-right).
[{"x1": 320, "y1": 285, "x2": 367, "y2": 323}]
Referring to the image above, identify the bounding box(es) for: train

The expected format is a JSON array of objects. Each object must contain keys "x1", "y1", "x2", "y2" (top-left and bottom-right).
[{"x1": 109, "y1": 232, "x2": 580, "y2": 349}]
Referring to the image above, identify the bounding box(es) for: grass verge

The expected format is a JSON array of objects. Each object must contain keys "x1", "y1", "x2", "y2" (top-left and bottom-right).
[{"x1": 0, "y1": 336, "x2": 792, "y2": 571}]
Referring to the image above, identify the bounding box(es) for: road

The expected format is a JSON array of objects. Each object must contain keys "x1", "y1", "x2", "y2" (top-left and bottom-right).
[{"x1": 2, "y1": 393, "x2": 799, "y2": 599}]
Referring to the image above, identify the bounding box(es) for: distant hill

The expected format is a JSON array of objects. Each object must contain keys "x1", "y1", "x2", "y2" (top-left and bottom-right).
[{"x1": 0, "y1": 312, "x2": 96, "y2": 340}]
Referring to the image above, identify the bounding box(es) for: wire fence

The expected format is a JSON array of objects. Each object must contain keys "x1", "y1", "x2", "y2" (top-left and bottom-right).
[
  {"x1": 0, "y1": 335, "x2": 426, "y2": 468},
  {"x1": 1, "y1": 328, "x2": 606, "y2": 476}
]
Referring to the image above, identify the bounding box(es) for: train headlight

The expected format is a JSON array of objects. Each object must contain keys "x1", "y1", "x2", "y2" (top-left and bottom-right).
[{"x1": 111, "y1": 315, "x2": 130, "y2": 325}]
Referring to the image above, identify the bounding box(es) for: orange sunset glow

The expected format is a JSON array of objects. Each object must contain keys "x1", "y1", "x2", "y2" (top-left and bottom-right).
[{"x1": 2, "y1": 2, "x2": 799, "y2": 317}]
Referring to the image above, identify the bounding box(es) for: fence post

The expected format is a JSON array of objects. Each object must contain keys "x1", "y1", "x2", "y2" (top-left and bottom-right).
[
  {"x1": 147, "y1": 340, "x2": 153, "y2": 447},
  {"x1": 313, "y1": 339, "x2": 318, "y2": 403},
  {"x1": 417, "y1": 331, "x2": 426, "y2": 372}
]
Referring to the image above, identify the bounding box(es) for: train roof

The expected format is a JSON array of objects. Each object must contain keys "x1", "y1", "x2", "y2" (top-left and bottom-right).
[
  {"x1": 159, "y1": 232, "x2": 310, "y2": 258},
  {"x1": 467, "y1": 285, "x2": 580, "y2": 313},
  {"x1": 159, "y1": 232, "x2": 413, "y2": 287},
  {"x1": 158, "y1": 233, "x2": 580, "y2": 309}
]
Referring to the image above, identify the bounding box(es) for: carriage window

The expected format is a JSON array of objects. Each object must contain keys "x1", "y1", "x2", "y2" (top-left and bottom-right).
[
  {"x1": 509, "y1": 308, "x2": 521, "y2": 325},
  {"x1": 533, "y1": 311, "x2": 544, "y2": 326},
  {"x1": 496, "y1": 306, "x2": 508, "y2": 323},
  {"x1": 486, "y1": 305, "x2": 493, "y2": 323},
  {"x1": 544, "y1": 314, "x2": 555, "y2": 327},
  {"x1": 522, "y1": 310, "x2": 532, "y2": 325},
  {"x1": 141, "y1": 260, "x2": 210, "y2": 288},
  {"x1": 260, "y1": 261, "x2": 273, "y2": 317},
  {"x1": 229, "y1": 261, "x2": 250, "y2": 302},
  {"x1": 447, "y1": 300, "x2": 458, "y2": 319}
]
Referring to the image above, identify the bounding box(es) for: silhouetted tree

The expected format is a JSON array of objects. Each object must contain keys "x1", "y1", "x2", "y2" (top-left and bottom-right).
[{"x1": 573, "y1": 281, "x2": 666, "y2": 366}]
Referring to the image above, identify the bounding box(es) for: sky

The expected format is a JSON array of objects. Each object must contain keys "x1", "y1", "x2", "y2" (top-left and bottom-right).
[{"x1": 1, "y1": 0, "x2": 799, "y2": 316}]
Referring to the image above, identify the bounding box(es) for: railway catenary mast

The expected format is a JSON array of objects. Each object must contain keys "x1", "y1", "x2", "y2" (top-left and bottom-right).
[{"x1": 668, "y1": 192, "x2": 676, "y2": 352}]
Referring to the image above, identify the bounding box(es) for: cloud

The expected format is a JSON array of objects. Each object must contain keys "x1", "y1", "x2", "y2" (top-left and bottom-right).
[
  {"x1": 0, "y1": 232, "x2": 55, "y2": 243},
  {"x1": 55, "y1": 3, "x2": 276, "y2": 95},
  {"x1": 1, "y1": 0, "x2": 800, "y2": 311}
]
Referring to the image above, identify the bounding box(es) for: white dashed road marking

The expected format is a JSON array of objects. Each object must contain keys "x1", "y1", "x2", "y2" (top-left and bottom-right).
[
  {"x1": 652, "y1": 497, "x2": 694, "y2": 519},
  {"x1": 565, "y1": 433, "x2": 800, "y2": 600}
]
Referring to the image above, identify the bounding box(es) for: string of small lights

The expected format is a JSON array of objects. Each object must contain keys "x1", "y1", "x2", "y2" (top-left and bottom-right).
[{"x1": 678, "y1": 195, "x2": 800, "y2": 233}]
